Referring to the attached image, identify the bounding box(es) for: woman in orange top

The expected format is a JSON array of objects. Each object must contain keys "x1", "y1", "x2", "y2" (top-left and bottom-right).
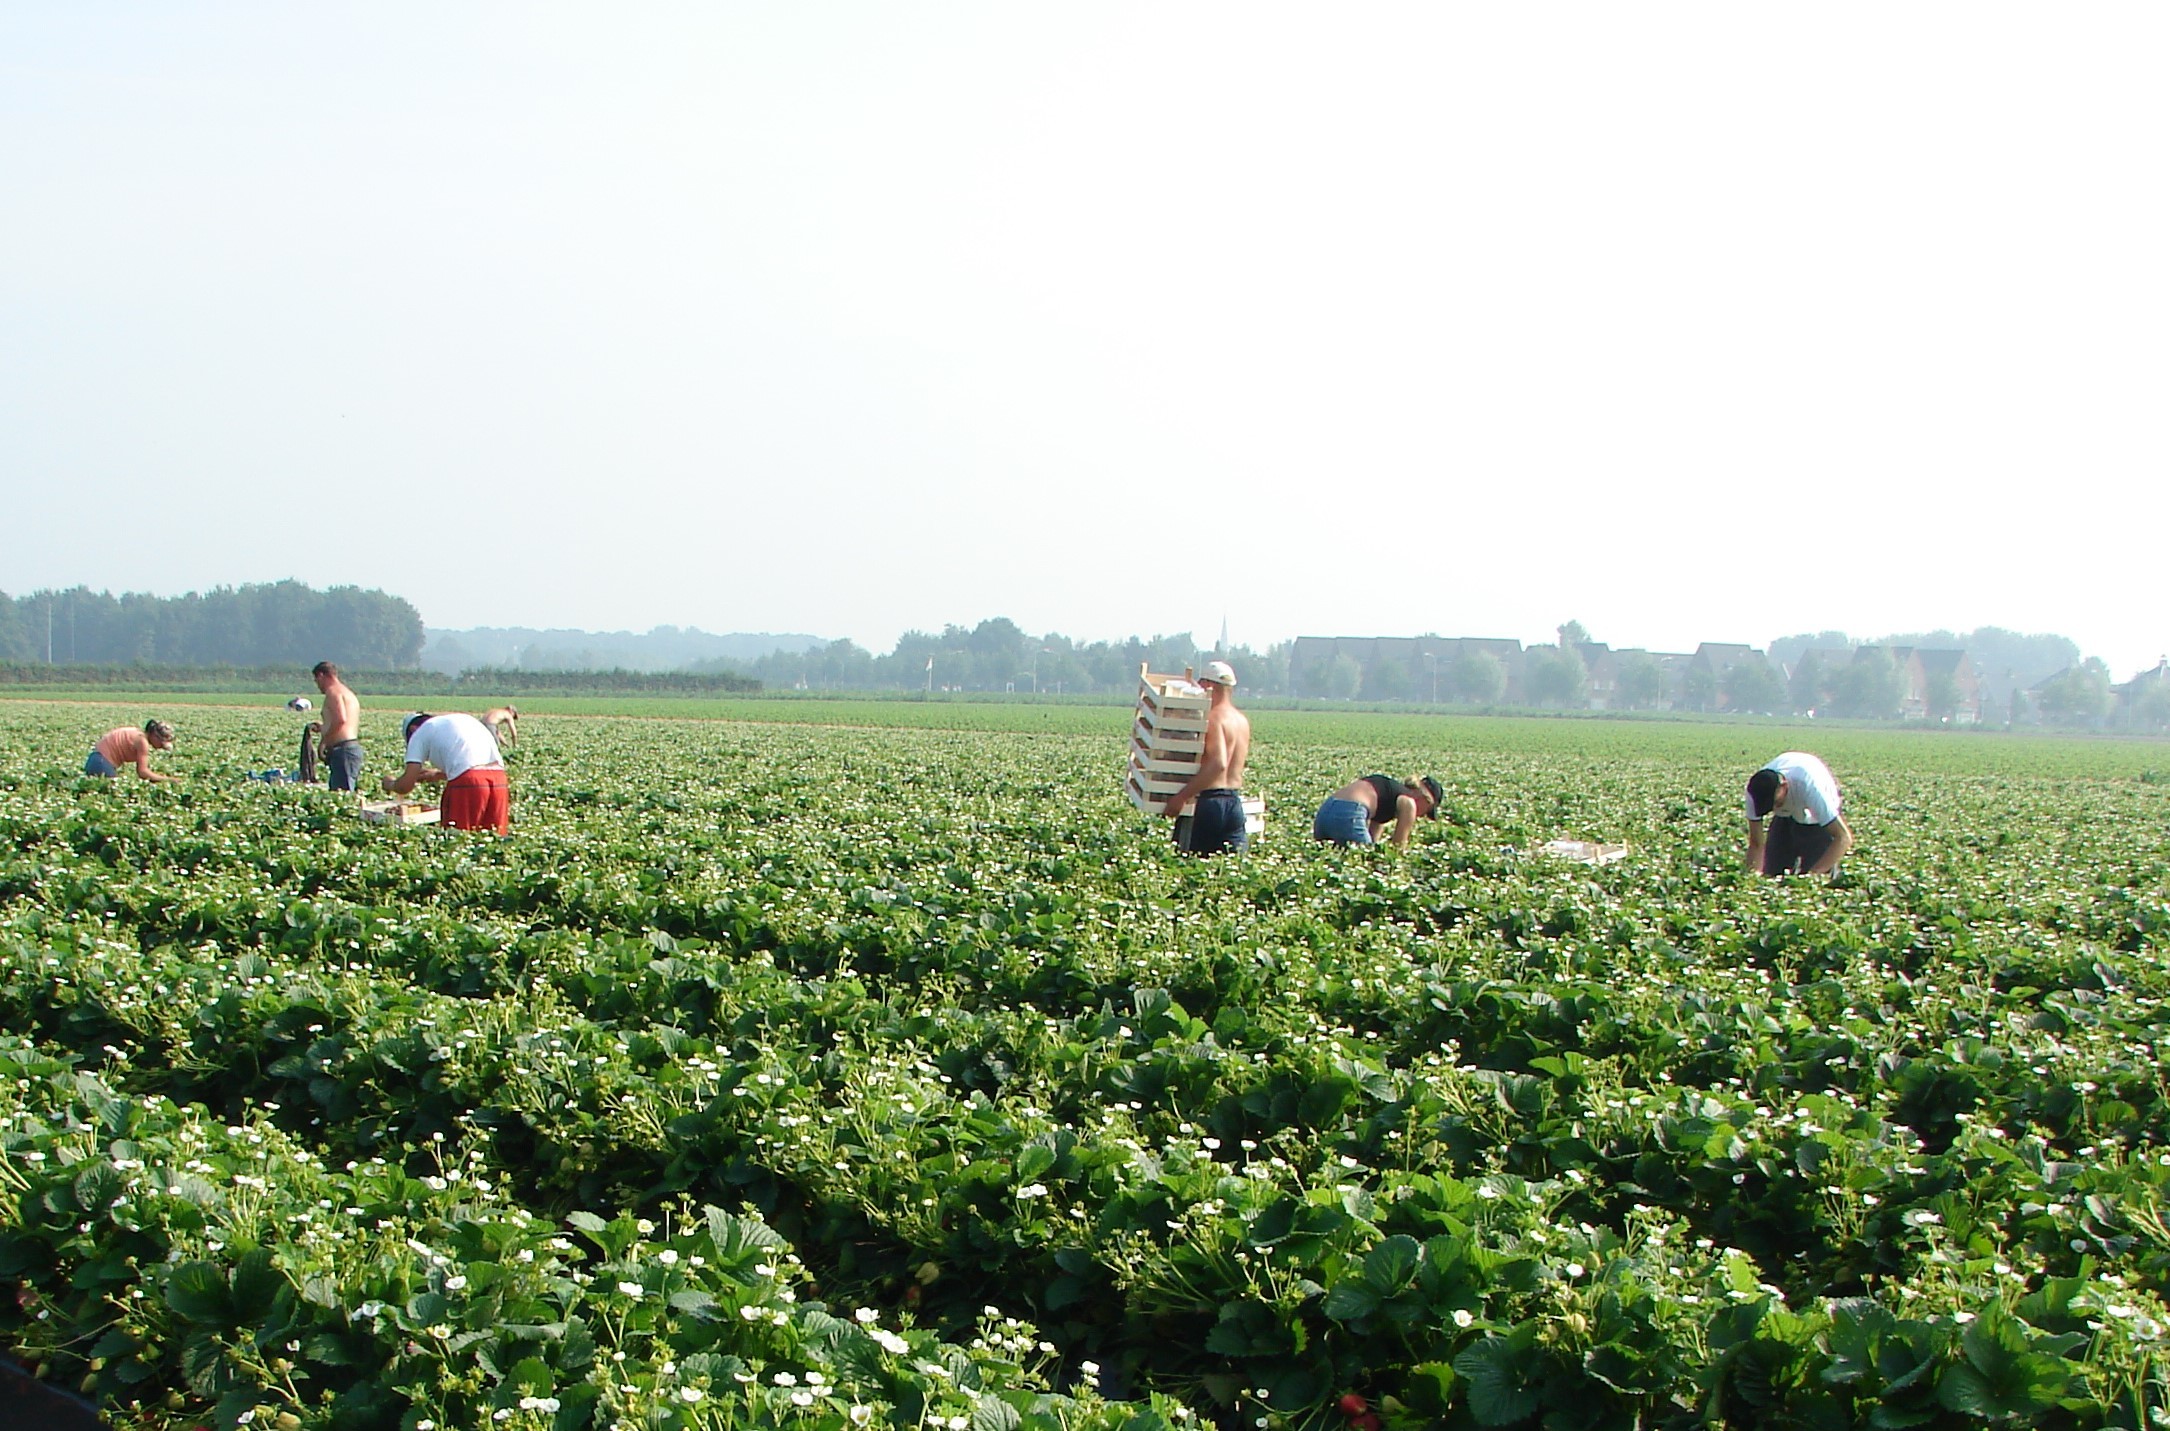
[{"x1": 86, "y1": 720, "x2": 176, "y2": 781}]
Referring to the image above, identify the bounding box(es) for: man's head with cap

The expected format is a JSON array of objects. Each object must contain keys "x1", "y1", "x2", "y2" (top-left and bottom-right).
[
  {"x1": 1200, "y1": 659, "x2": 1237, "y2": 688},
  {"x1": 404, "y1": 713, "x2": 434, "y2": 742}
]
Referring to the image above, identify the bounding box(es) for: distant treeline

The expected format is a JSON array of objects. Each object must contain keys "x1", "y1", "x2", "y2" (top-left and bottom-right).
[
  {"x1": 694, "y1": 619, "x2": 1273, "y2": 696},
  {"x1": 0, "y1": 582, "x2": 424, "y2": 669},
  {"x1": 423, "y1": 625, "x2": 821, "y2": 675},
  {"x1": 0, "y1": 663, "x2": 758, "y2": 696},
  {"x1": 443, "y1": 667, "x2": 760, "y2": 696}
]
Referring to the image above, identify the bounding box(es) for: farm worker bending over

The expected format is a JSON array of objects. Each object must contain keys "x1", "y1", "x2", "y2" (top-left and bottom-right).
[
  {"x1": 1744, "y1": 751, "x2": 1853, "y2": 877},
  {"x1": 1160, "y1": 660, "x2": 1252, "y2": 856},
  {"x1": 312, "y1": 660, "x2": 365, "y2": 792},
  {"x1": 1313, "y1": 773, "x2": 1445, "y2": 850},
  {"x1": 383, "y1": 713, "x2": 511, "y2": 834},
  {"x1": 483, "y1": 705, "x2": 519, "y2": 747},
  {"x1": 84, "y1": 720, "x2": 176, "y2": 781}
]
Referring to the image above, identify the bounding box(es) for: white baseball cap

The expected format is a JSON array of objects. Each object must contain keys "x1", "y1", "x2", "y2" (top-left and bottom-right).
[{"x1": 1200, "y1": 659, "x2": 1237, "y2": 686}]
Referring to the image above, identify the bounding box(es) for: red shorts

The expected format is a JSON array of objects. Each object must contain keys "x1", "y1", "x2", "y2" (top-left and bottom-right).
[{"x1": 441, "y1": 766, "x2": 510, "y2": 834}]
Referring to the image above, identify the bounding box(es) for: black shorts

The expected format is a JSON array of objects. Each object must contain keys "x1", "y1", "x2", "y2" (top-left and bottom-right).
[
  {"x1": 1179, "y1": 789, "x2": 1249, "y2": 857},
  {"x1": 1762, "y1": 817, "x2": 1837, "y2": 876}
]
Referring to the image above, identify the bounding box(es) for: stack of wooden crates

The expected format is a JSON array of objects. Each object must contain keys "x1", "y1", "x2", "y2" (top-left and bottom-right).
[{"x1": 1125, "y1": 664, "x2": 1265, "y2": 841}]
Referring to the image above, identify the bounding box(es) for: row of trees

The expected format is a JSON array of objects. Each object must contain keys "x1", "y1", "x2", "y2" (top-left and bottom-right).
[
  {"x1": 695, "y1": 619, "x2": 1297, "y2": 696},
  {"x1": 0, "y1": 583, "x2": 424, "y2": 670}
]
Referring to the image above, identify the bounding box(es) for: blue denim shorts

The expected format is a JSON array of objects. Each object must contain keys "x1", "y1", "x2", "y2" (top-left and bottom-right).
[
  {"x1": 1312, "y1": 797, "x2": 1372, "y2": 844},
  {"x1": 84, "y1": 749, "x2": 119, "y2": 777},
  {"x1": 323, "y1": 740, "x2": 364, "y2": 792}
]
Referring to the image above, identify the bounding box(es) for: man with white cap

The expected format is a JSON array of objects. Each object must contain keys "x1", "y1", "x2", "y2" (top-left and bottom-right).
[
  {"x1": 1161, "y1": 659, "x2": 1251, "y2": 855},
  {"x1": 382, "y1": 712, "x2": 511, "y2": 833}
]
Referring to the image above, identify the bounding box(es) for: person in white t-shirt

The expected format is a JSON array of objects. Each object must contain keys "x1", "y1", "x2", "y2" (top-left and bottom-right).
[
  {"x1": 381, "y1": 713, "x2": 510, "y2": 833},
  {"x1": 1744, "y1": 751, "x2": 1853, "y2": 877}
]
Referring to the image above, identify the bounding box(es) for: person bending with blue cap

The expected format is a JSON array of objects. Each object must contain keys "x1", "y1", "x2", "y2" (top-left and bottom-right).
[{"x1": 1744, "y1": 751, "x2": 1853, "y2": 877}]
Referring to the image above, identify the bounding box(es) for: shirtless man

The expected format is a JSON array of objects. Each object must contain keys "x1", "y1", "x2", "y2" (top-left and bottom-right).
[
  {"x1": 312, "y1": 661, "x2": 365, "y2": 792},
  {"x1": 1161, "y1": 660, "x2": 1252, "y2": 856},
  {"x1": 482, "y1": 705, "x2": 519, "y2": 747}
]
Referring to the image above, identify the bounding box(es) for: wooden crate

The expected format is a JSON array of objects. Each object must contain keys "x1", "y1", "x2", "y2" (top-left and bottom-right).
[
  {"x1": 359, "y1": 800, "x2": 440, "y2": 826},
  {"x1": 1540, "y1": 838, "x2": 1627, "y2": 865}
]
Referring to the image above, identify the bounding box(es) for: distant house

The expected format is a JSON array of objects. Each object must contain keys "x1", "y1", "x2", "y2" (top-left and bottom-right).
[
  {"x1": 1691, "y1": 642, "x2": 1773, "y2": 711},
  {"x1": 1583, "y1": 646, "x2": 1623, "y2": 709},
  {"x1": 1857, "y1": 646, "x2": 1986, "y2": 723},
  {"x1": 1907, "y1": 648, "x2": 1985, "y2": 724},
  {"x1": 2115, "y1": 659, "x2": 2170, "y2": 728},
  {"x1": 1584, "y1": 647, "x2": 1692, "y2": 710},
  {"x1": 1694, "y1": 642, "x2": 1757, "y2": 675},
  {"x1": 2116, "y1": 659, "x2": 2169, "y2": 698}
]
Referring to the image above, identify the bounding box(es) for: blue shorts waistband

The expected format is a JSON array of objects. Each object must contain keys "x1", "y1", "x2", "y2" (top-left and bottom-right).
[{"x1": 1196, "y1": 787, "x2": 1242, "y2": 798}]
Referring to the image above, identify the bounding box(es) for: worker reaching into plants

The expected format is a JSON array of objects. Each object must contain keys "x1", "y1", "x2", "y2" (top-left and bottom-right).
[
  {"x1": 1312, "y1": 772, "x2": 1445, "y2": 849},
  {"x1": 83, "y1": 719, "x2": 176, "y2": 781},
  {"x1": 1744, "y1": 750, "x2": 1854, "y2": 877},
  {"x1": 483, "y1": 705, "x2": 519, "y2": 747},
  {"x1": 383, "y1": 712, "x2": 511, "y2": 834}
]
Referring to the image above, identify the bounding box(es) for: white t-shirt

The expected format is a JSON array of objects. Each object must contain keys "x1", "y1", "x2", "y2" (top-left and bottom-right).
[
  {"x1": 405, "y1": 714, "x2": 503, "y2": 781},
  {"x1": 1751, "y1": 751, "x2": 1841, "y2": 825}
]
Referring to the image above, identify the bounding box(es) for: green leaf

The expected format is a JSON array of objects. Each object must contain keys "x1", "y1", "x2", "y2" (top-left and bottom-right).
[
  {"x1": 165, "y1": 1261, "x2": 232, "y2": 1324},
  {"x1": 88, "y1": 1326, "x2": 139, "y2": 1360},
  {"x1": 72, "y1": 1161, "x2": 121, "y2": 1216},
  {"x1": 1363, "y1": 1234, "x2": 1421, "y2": 1291},
  {"x1": 179, "y1": 1331, "x2": 226, "y2": 1395},
  {"x1": 559, "y1": 1316, "x2": 598, "y2": 1373},
  {"x1": 230, "y1": 1246, "x2": 283, "y2": 1322},
  {"x1": 1321, "y1": 1284, "x2": 1380, "y2": 1323},
  {"x1": 971, "y1": 1394, "x2": 1024, "y2": 1431},
  {"x1": 304, "y1": 1332, "x2": 363, "y2": 1367},
  {"x1": 1204, "y1": 1320, "x2": 1254, "y2": 1356},
  {"x1": 1454, "y1": 1335, "x2": 1540, "y2": 1426}
]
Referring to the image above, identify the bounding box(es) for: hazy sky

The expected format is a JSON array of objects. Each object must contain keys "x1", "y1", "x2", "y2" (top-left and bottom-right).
[{"x1": 6, "y1": 6, "x2": 2166, "y2": 673}]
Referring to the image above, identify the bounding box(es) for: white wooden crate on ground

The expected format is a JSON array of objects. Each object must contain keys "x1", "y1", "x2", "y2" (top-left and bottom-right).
[
  {"x1": 359, "y1": 800, "x2": 440, "y2": 826},
  {"x1": 1540, "y1": 839, "x2": 1627, "y2": 865}
]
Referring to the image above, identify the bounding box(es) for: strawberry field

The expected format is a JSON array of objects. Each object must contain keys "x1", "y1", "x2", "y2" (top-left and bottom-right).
[{"x1": 3, "y1": 697, "x2": 2168, "y2": 1430}]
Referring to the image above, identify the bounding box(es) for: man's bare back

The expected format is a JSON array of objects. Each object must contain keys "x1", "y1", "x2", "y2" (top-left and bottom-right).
[{"x1": 1204, "y1": 701, "x2": 1250, "y2": 792}]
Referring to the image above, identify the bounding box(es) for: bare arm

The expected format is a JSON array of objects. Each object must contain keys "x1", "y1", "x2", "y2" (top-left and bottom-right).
[
  {"x1": 1743, "y1": 819, "x2": 1766, "y2": 873},
  {"x1": 133, "y1": 755, "x2": 172, "y2": 783},
  {"x1": 1390, "y1": 794, "x2": 1418, "y2": 850},
  {"x1": 381, "y1": 761, "x2": 445, "y2": 796},
  {"x1": 1806, "y1": 817, "x2": 1853, "y2": 876}
]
